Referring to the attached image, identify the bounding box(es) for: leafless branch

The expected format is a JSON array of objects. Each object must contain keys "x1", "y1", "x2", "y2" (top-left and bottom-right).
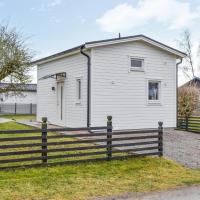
[{"x1": 178, "y1": 30, "x2": 196, "y2": 79}]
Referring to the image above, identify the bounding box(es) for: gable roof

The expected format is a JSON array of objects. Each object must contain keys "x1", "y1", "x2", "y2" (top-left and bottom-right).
[
  {"x1": 33, "y1": 34, "x2": 186, "y2": 65},
  {"x1": 180, "y1": 77, "x2": 200, "y2": 88},
  {"x1": 0, "y1": 83, "x2": 37, "y2": 92}
]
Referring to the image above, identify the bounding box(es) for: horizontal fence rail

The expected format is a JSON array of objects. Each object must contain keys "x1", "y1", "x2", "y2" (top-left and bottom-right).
[
  {"x1": 0, "y1": 103, "x2": 36, "y2": 115},
  {"x1": 0, "y1": 116, "x2": 163, "y2": 169},
  {"x1": 177, "y1": 116, "x2": 200, "y2": 133}
]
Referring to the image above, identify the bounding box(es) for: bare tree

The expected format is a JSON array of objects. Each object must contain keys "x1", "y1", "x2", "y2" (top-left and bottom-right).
[
  {"x1": 178, "y1": 30, "x2": 200, "y2": 79},
  {"x1": 0, "y1": 23, "x2": 33, "y2": 94}
]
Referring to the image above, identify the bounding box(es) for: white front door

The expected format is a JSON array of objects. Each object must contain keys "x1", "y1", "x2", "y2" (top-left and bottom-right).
[{"x1": 57, "y1": 82, "x2": 65, "y2": 126}]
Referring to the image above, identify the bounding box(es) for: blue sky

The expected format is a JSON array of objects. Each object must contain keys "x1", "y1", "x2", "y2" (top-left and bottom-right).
[{"x1": 0, "y1": 0, "x2": 200, "y2": 84}]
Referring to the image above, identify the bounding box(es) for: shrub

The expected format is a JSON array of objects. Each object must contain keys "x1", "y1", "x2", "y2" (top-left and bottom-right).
[{"x1": 178, "y1": 86, "x2": 199, "y2": 118}]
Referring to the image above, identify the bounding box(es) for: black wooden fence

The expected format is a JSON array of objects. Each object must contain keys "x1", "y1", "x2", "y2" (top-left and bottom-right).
[
  {"x1": 0, "y1": 103, "x2": 36, "y2": 115},
  {"x1": 0, "y1": 116, "x2": 163, "y2": 169},
  {"x1": 177, "y1": 116, "x2": 200, "y2": 133}
]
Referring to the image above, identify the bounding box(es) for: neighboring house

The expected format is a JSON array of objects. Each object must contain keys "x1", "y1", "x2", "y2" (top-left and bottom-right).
[
  {"x1": 0, "y1": 83, "x2": 37, "y2": 114},
  {"x1": 33, "y1": 35, "x2": 186, "y2": 129},
  {"x1": 0, "y1": 83, "x2": 37, "y2": 104},
  {"x1": 179, "y1": 77, "x2": 200, "y2": 116},
  {"x1": 180, "y1": 77, "x2": 200, "y2": 88}
]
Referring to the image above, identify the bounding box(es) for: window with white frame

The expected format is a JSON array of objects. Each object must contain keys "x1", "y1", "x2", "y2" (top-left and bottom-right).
[
  {"x1": 130, "y1": 57, "x2": 144, "y2": 71},
  {"x1": 148, "y1": 81, "x2": 161, "y2": 102},
  {"x1": 76, "y1": 78, "x2": 81, "y2": 101}
]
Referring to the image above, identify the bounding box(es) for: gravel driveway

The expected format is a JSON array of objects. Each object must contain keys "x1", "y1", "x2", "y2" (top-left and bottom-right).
[
  {"x1": 163, "y1": 129, "x2": 200, "y2": 168},
  {"x1": 63, "y1": 128, "x2": 200, "y2": 169},
  {"x1": 17, "y1": 121, "x2": 200, "y2": 168},
  {"x1": 77, "y1": 128, "x2": 200, "y2": 169}
]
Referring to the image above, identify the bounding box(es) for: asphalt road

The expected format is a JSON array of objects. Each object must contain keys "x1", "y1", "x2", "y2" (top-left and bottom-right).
[{"x1": 92, "y1": 186, "x2": 200, "y2": 200}]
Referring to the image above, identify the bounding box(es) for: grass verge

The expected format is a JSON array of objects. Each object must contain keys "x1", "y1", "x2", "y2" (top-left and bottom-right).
[
  {"x1": 0, "y1": 122, "x2": 199, "y2": 200},
  {"x1": 0, "y1": 114, "x2": 36, "y2": 121},
  {"x1": 0, "y1": 157, "x2": 199, "y2": 200}
]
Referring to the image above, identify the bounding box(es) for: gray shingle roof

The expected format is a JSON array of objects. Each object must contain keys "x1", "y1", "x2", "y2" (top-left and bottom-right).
[
  {"x1": 0, "y1": 83, "x2": 37, "y2": 92},
  {"x1": 180, "y1": 77, "x2": 200, "y2": 88}
]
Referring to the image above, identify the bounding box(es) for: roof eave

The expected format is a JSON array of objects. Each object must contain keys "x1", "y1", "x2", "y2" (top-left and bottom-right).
[
  {"x1": 31, "y1": 46, "x2": 83, "y2": 65},
  {"x1": 32, "y1": 35, "x2": 186, "y2": 65},
  {"x1": 85, "y1": 36, "x2": 186, "y2": 58}
]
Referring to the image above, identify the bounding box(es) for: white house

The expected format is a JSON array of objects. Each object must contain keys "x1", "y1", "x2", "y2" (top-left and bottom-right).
[
  {"x1": 34, "y1": 35, "x2": 186, "y2": 129},
  {"x1": 0, "y1": 83, "x2": 37, "y2": 114},
  {"x1": 0, "y1": 83, "x2": 37, "y2": 104}
]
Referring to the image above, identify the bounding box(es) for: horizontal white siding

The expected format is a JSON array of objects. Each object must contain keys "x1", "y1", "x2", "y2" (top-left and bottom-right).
[
  {"x1": 91, "y1": 41, "x2": 177, "y2": 129},
  {"x1": 0, "y1": 92, "x2": 37, "y2": 104},
  {"x1": 37, "y1": 53, "x2": 88, "y2": 127}
]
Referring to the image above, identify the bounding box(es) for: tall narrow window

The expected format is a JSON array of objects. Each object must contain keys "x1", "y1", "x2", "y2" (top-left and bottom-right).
[
  {"x1": 148, "y1": 81, "x2": 161, "y2": 102},
  {"x1": 76, "y1": 78, "x2": 81, "y2": 101},
  {"x1": 60, "y1": 85, "x2": 63, "y2": 120}
]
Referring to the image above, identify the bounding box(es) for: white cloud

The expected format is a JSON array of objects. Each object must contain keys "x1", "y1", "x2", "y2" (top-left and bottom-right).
[
  {"x1": 97, "y1": 0, "x2": 200, "y2": 33},
  {"x1": 32, "y1": 0, "x2": 62, "y2": 12},
  {"x1": 48, "y1": 0, "x2": 62, "y2": 7}
]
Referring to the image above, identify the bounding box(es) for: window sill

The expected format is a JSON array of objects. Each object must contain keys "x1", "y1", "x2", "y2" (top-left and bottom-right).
[
  {"x1": 130, "y1": 68, "x2": 144, "y2": 72},
  {"x1": 147, "y1": 101, "x2": 162, "y2": 106}
]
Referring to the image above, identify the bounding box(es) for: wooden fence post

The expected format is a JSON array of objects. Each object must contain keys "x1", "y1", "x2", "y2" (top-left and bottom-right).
[
  {"x1": 41, "y1": 117, "x2": 48, "y2": 164},
  {"x1": 107, "y1": 116, "x2": 112, "y2": 161},
  {"x1": 158, "y1": 121, "x2": 163, "y2": 157}
]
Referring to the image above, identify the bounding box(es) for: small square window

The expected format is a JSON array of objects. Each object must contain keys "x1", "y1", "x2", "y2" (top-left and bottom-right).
[
  {"x1": 148, "y1": 81, "x2": 160, "y2": 102},
  {"x1": 130, "y1": 58, "x2": 144, "y2": 71}
]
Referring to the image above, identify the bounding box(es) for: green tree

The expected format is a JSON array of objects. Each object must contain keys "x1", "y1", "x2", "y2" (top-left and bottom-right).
[{"x1": 0, "y1": 23, "x2": 33, "y2": 94}]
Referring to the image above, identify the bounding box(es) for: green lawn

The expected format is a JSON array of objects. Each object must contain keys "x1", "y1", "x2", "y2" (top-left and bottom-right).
[
  {"x1": 0, "y1": 158, "x2": 200, "y2": 200},
  {"x1": 0, "y1": 122, "x2": 108, "y2": 168},
  {"x1": 0, "y1": 114, "x2": 36, "y2": 121},
  {"x1": 0, "y1": 122, "x2": 200, "y2": 200},
  {"x1": 0, "y1": 121, "x2": 34, "y2": 130}
]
